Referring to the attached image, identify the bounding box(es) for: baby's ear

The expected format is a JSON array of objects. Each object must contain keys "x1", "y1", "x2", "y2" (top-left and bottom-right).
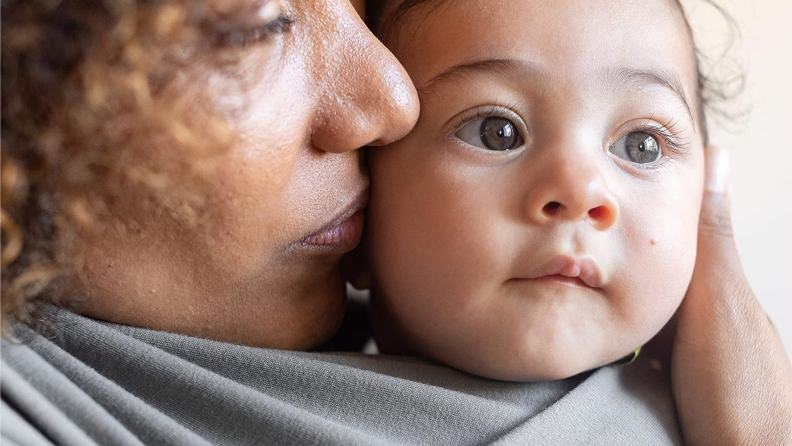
[{"x1": 342, "y1": 241, "x2": 373, "y2": 290}]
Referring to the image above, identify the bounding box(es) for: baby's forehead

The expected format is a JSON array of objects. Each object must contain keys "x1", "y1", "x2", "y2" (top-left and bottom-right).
[
  {"x1": 374, "y1": 0, "x2": 688, "y2": 35},
  {"x1": 376, "y1": 0, "x2": 692, "y2": 63},
  {"x1": 376, "y1": 0, "x2": 699, "y2": 116}
]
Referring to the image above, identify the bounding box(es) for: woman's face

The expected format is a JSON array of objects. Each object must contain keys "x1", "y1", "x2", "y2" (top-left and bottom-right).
[
  {"x1": 79, "y1": 0, "x2": 419, "y2": 350},
  {"x1": 367, "y1": 0, "x2": 705, "y2": 380}
]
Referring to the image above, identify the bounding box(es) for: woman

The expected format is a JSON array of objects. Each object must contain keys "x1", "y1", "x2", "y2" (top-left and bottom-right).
[
  {"x1": 2, "y1": 0, "x2": 418, "y2": 351},
  {"x1": 1, "y1": 0, "x2": 790, "y2": 444}
]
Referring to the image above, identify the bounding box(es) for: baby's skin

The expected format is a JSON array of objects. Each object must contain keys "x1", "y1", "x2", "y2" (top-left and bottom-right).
[{"x1": 365, "y1": 0, "x2": 706, "y2": 381}]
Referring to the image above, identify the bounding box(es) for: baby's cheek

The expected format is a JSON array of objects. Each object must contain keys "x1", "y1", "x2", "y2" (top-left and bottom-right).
[
  {"x1": 379, "y1": 185, "x2": 505, "y2": 313},
  {"x1": 615, "y1": 206, "x2": 698, "y2": 342},
  {"x1": 367, "y1": 152, "x2": 485, "y2": 318}
]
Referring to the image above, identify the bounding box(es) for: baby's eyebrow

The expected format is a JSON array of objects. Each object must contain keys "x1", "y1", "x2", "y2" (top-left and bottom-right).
[
  {"x1": 606, "y1": 67, "x2": 695, "y2": 125},
  {"x1": 418, "y1": 58, "x2": 696, "y2": 126},
  {"x1": 417, "y1": 58, "x2": 535, "y2": 98}
]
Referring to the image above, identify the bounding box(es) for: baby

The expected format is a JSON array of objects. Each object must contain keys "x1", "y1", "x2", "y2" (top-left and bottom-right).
[{"x1": 362, "y1": 0, "x2": 707, "y2": 381}]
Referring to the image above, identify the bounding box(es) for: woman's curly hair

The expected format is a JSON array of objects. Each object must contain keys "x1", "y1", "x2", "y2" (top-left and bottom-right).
[{"x1": 0, "y1": 0, "x2": 250, "y2": 331}]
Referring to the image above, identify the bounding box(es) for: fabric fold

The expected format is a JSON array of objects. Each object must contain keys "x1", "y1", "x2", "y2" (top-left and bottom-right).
[{"x1": 2, "y1": 309, "x2": 682, "y2": 445}]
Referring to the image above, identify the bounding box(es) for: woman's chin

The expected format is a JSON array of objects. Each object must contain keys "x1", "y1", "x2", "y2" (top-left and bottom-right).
[{"x1": 284, "y1": 285, "x2": 348, "y2": 351}]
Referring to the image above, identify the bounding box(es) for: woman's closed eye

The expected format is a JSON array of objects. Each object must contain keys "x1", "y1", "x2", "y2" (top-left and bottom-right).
[
  {"x1": 207, "y1": 0, "x2": 292, "y2": 48},
  {"x1": 215, "y1": 14, "x2": 293, "y2": 48},
  {"x1": 220, "y1": 14, "x2": 292, "y2": 47},
  {"x1": 455, "y1": 114, "x2": 525, "y2": 152}
]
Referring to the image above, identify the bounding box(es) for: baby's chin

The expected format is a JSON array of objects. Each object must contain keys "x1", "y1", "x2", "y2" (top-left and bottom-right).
[
  {"x1": 371, "y1": 279, "x2": 686, "y2": 382},
  {"x1": 450, "y1": 356, "x2": 622, "y2": 382},
  {"x1": 420, "y1": 334, "x2": 645, "y2": 382}
]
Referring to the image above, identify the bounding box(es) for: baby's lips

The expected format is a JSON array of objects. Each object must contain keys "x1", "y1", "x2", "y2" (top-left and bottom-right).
[
  {"x1": 574, "y1": 257, "x2": 604, "y2": 289},
  {"x1": 530, "y1": 255, "x2": 604, "y2": 289}
]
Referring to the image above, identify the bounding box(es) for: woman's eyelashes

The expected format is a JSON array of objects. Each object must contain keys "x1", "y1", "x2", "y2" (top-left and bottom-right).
[
  {"x1": 214, "y1": 15, "x2": 293, "y2": 48},
  {"x1": 455, "y1": 116, "x2": 524, "y2": 152}
]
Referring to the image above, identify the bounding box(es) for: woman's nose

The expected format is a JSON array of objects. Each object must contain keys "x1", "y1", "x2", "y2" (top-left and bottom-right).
[
  {"x1": 525, "y1": 151, "x2": 619, "y2": 231},
  {"x1": 310, "y1": 3, "x2": 419, "y2": 153}
]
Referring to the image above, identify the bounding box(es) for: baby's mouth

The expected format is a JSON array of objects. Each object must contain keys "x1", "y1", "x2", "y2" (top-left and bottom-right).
[
  {"x1": 513, "y1": 255, "x2": 604, "y2": 289},
  {"x1": 533, "y1": 274, "x2": 593, "y2": 290}
]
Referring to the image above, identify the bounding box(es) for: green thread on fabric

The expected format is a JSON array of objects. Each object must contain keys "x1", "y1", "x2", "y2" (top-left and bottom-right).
[{"x1": 613, "y1": 347, "x2": 642, "y2": 366}]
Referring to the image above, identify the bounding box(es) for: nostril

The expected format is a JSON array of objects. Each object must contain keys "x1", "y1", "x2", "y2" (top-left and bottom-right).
[
  {"x1": 543, "y1": 201, "x2": 563, "y2": 215},
  {"x1": 588, "y1": 205, "x2": 610, "y2": 221}
]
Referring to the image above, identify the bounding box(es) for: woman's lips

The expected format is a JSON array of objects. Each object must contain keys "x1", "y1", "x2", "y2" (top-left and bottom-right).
[
  {"x1": 300, "y1": 211, "x2": 364, "y2": 249},
  {"x1": 296, "y1": 191, "x2": 367, "y2": 254}
]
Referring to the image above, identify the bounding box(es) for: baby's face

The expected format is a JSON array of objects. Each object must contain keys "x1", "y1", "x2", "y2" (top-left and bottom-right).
[{"x1": 367, "y1": 0, "x2": 705, "y2": 381}]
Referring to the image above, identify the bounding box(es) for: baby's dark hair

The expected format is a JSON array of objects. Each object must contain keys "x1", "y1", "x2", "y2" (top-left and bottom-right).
[{"x1": 367, "y1": 0, "x2": 746, "y2": 147}]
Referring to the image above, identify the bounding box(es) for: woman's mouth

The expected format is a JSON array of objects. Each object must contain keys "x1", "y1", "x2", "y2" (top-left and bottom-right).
[
  {"x1": 296, "y1": 191, "x2": 367, "y2": 254},
  {"x1": 300, "y1": 211, "x2": 364, "y2": 249}
]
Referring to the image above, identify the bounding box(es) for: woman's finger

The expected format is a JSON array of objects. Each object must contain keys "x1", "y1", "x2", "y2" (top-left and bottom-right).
[
  {"x1": 699, "y1": 145, "x2": 733, "y2": 237},
  {"x1": 695, "y1": 146, "x2": 744, "y2": 270},
  {"x1": 690, "y1": 146, "x2": 751, "y2": 300},
  {"x1": 672, "y1": 145, "x2": 792, "y2": 446}
]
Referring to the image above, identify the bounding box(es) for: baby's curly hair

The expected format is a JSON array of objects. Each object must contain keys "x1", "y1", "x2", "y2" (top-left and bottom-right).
[{"x1": 0, "y1": 0, "x2": 252, "y2": 331}]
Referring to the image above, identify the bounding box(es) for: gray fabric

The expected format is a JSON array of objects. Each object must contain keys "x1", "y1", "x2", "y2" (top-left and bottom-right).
[
  {"x1": 1, "y1": 399, "x2": 56, "y2": 446},
  {"x1": 1, "y1": 309, "x2": 683, "y2": 445}
]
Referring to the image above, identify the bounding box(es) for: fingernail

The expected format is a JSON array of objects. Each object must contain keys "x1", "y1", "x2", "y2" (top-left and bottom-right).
[{"x1": 705, "y1": 146, "x2": 731, "y2": 194}]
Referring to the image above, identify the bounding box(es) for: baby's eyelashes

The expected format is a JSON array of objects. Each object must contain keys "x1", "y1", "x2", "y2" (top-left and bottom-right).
[
  {"x1": 609, "y1": 131, "x2": 661, "y2": 164},
  {"x1": 455, "y1": 116, "x2": 523, "y2": 152}
]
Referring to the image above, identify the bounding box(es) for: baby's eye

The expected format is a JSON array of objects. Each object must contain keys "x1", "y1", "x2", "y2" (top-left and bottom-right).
[
  {"x1": 455, "y1": 116, "x2": 523, "y2": 151},
  {"x1": 609, "y1": 131, "x2": 661, "y2": 164}
]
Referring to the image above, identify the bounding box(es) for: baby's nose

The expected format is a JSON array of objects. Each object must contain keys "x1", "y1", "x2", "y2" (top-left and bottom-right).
[{"x1": 526, "y1": 158, "x2": 619, "y2": 231}]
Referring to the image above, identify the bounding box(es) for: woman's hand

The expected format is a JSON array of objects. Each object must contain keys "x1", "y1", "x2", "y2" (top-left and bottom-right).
[{"x1": 672, "y1": 145, "x2": 792, "y2": 445}]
